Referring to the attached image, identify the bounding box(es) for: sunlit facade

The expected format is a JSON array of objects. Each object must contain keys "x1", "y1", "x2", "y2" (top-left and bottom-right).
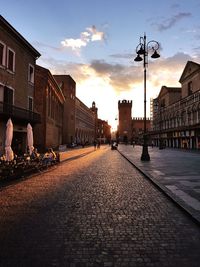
[
  {"x1": 75, "y1": 98, "x2": 96, "y2": 145},
  {"x1": 34, "y1": 65, "x2": 65, "y2": 151}
]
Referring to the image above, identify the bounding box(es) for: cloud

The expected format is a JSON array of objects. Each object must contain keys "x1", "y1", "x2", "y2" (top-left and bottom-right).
[
  {"x1": 32, "y1": 41, "x2": 62, "y2": 51},
  {"x1": 193, "y1": 46, "x2": 200, "y2": 55},
  {"x1": 90, "y1": 60, "x2": 124, "y2": 75},
  {"x1": 170, "y1": 4, "x2": 180, "y2": 9},
  {"x1": 37, "y1": 56, "x2": 89, "y2": 81},
  {"x1": 147, "y1": 52, "x2": 193, "y2": 90},
  {"x1": 90, "y1": 59, "x2": 142, "y2": 92},
  {"x1": 61, "y1": 38, "x2": 87, "y2": 51},
  {"x1": 38, "y1": 51, "x2": 200, "y2": 98},
  {"x1": 89, "y1": 52, "x2": 198, "y2": 94},
  {"x1": 152, "y1": 12, "x2": 192, "y2": 31},
  {"x1": 86, "y1": 25, "x2": 105, "y2": 41},
  {"x1": 37, "y1": 52, "x2": 200, "y2": 120},
  {"x1": 61, "y1": 25, "x2": 105, "y2": 53},
  {"x1": 159, "y1": 52, "x2": 192, "y2": 67},
  {"x1": 109, "y1": 53, "x2": 134, "y2": 59}
]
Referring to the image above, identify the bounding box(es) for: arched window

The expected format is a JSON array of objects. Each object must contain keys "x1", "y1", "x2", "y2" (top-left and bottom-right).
[
  {"x1": 187, "y1": 108, "x2": 192, "y2": 125},
  {"x1": 181, "y1": 110, "x2": 186, "y2": 126},
  {"x1": 192, "y1": 105, "x2": 197, "y2": 125},
  {"x1": 188, "y1": 81, "x2": 193, "y2": 96}
]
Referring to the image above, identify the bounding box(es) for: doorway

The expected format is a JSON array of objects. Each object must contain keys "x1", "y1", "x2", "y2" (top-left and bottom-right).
[{"x1": 12, "y1": 131, "x2": 26, "y2": 155}]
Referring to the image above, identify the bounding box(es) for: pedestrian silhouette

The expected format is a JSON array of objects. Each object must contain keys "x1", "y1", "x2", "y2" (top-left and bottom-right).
[
  {"x1": 93, "y1": 140, "x2": 97, "y2": 150},
  {"x1": 97, "y1": 140, "x2": 101, "y2": 149}
]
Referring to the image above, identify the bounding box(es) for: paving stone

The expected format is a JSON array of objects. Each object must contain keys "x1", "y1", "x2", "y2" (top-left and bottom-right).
[{"x1": 0, "y1": 146, "x2": 199, "y2": 267}]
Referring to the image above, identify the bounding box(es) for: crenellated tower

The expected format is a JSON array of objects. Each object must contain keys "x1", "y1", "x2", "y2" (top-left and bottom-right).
[
  {"x1": 118, "y1": 100, "x2": 132, "y2": 143},
  {"x1": 90, "y1": 101, "x2": 98, "y2": 139}
]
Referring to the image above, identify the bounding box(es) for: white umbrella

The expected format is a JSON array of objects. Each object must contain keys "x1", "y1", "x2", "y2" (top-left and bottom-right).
[
  {"x1": 5, "y1": 118, "x2": 14, "y2": 161},
  {"x1": 27, "y1": 123, "x2": 34, "y2": 155}
]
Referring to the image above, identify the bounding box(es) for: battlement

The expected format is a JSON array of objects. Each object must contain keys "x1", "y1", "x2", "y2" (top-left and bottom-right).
[
  {"x1": 118, "y1": 99, "x2": 132, "y2": 108},
  {"x1": 132, "y1": 117, "x2": 151, "y2": 121}
]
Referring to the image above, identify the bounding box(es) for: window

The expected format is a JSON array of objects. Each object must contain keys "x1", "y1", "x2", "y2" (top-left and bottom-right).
[
  {"x1": 160, "y1": 99, "x2": 165, "y2": 108},
  {"x1": 28, "y1": 64, "x2": 34, "y2": 83},
  {"x1": 28, "y1": 97, "x2": 33, "y2": 111},
  {"x1": 181, "y1": 111, "x2": 186, "y2": 126},
  {"x1": 4, "y1": 86, "x2": 14, "y2": 105},
  {"x1": 0, "y1": 41, "x2": 6, "y2": 66},
  {"x1": 193, "y1": 110, "x2": 197, "y2": 124},
  {"x1": 7, "y1": 48, "x2": 15, "y2": 72},
  {"x1": 3, "y1": 86, "x2": 14, "y2": 114},
  {"x1": 59, "y1": 82, "x2": 64, "y2": 91},
  {"x1": 188, "y1": 81, "x2": 193, "y2": 96}
]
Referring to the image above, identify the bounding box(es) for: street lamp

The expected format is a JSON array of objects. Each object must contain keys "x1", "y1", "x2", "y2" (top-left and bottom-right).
[{"x1": 134, "y1": 33, "x2": 160, "y2": 161}]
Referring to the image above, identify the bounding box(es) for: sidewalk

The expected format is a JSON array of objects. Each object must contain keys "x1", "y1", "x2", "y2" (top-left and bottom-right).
[{"x1": 117, "y1": 144, "x2": 200, "y2": 224}]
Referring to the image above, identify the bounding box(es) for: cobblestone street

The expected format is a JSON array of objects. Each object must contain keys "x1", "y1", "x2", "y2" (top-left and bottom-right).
[{"x1": 0, "y1": 146, "x2": 200, "y2": 267}]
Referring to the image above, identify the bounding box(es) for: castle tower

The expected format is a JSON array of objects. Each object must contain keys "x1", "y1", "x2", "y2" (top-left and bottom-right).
[
  {"x1": 90, "y1": 101, "x2": 98, "y2": 139},
  {"x1": 118, "y1": 100, "x2": 132, "y2": 143}
]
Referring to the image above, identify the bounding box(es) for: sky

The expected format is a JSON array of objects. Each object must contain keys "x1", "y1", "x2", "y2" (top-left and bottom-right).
[{"x1": 1, "y1": 0, "x2": 200, "y2": 131}]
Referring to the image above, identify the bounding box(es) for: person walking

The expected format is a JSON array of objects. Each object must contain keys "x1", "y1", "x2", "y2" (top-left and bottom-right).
[
  {"x1": 97, "y1": 140, "x2": 101, "y2": 149},
  {"x1": 93, "y1": 140, "x2": 97, "y2": 150}
]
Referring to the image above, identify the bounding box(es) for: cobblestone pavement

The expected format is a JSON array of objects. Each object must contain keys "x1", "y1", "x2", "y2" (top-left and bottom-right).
[
  {"x1": 117, "y1": 145, "x2": 200, "y2": 223},
  {"x1": 0, "y1": 146, "x2": 200, "y2": 267}
]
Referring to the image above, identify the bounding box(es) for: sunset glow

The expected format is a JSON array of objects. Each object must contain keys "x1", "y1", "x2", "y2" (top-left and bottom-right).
[{"x1": 2, "y1": 0, "x2": 200, "y2": 129}]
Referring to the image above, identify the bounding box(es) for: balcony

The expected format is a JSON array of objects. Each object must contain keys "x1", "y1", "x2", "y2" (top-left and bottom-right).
[{"x1": 0, "y1": 101, "x2": 41, "y2": 124}]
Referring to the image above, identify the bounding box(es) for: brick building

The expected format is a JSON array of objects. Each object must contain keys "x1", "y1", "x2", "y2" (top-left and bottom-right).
[
  {"x1": 0, "y1": 15, "x2": 41, "y2": 155},
  {"x1": 0, "y1": 15, "x2": 109, "y2": 154},
  {"x1": 75, "y1": 98, "x2": 95, "y2": 145},
  {"x1": 97, "y1": 119, "x2": 111, "y2": 143},
  {"x1": 34, "y1": 65, "x2": 65, "y2": 151},
  {"x1": 117, "y1": 99, "x2": 151, "y2": 144},
  {"x1": 53, "y1": 75, "x2": 76, "y2": 145},
  {"x1": 132, "y1": 117, "x2": 151, "y2": 144}
]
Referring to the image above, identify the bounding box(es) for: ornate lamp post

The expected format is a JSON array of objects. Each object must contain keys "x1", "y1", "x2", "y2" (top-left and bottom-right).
[{"x1": 134, "y1": 33, "x2": 160, "y2": 161}]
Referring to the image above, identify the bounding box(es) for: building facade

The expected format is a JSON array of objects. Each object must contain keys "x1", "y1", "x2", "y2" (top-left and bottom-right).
[
  {"x1": 75, "y1": 98, "x2": 95, "y2": 145},
  {"x1": 53, "y1": 75, "x2": 76, "y2": 145},
  {"x1": 132, "y1": 117, "x2": 151, "y2": 144},
  {"x1": 96, "y1": 119, "x2": 111, "y2": 143},
  {"x1": 151, "y1": 61, "x2": 200, "y2": 149},
  {"x1": 0, "y1": 15, "x2": 111, "y2": 154},
  {"x1": 34, "y1": 65, "x2": 65, "y2": 151},
  {"x1": 0, "y1": 15, "x2": 41, "y2": 155}
]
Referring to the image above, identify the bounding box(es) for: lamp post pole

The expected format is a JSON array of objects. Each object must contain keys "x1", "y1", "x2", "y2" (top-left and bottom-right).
[
  {"x1": 142, "y1": 34, "x2": 148, "y2": 161},
  {"x1": 134, "y1": 33, "x2": 160, "y2": 161}
]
